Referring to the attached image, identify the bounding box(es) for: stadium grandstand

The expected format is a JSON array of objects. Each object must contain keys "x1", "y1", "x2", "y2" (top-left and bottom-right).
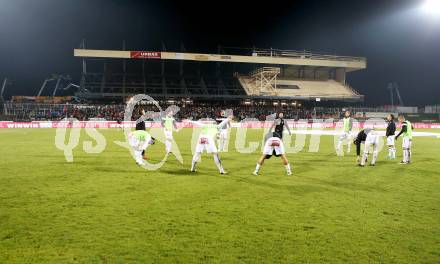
[
  {"x1": 2, "y1": 44, "x2": 439, "y2": 122},
  {"x1": 72, "y1": 46, "x2": 365, "y2": 103}
]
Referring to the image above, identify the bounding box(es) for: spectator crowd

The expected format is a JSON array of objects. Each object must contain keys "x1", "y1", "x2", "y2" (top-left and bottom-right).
[{"x1": 2, "y1": 102, "x2": 346, "y2": 122}]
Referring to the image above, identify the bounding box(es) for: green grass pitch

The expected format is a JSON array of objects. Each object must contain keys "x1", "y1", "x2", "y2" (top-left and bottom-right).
[{"x1": 0, "y1": 128, "x2": 439, "y2": 263}]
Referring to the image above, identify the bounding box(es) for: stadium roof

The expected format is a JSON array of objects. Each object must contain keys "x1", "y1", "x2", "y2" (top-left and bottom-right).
[{"x1": 74, "y1": 48, "x2": 367, "y2": 72}]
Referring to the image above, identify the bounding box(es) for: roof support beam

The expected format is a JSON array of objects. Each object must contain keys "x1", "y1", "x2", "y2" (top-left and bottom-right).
[{"x1": 74, "y1": 49, "x2": 366, "y2": 71}]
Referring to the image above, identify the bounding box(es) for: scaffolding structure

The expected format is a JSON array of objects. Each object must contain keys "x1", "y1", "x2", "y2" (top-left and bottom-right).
[{"x1": 249, "y1": 67, "x2": 281, "y2": 95}]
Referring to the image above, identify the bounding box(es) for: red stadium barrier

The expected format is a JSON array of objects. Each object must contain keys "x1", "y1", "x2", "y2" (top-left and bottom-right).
[{"x1": 1, "y1": 121, "x2": 440, "y2": 129}]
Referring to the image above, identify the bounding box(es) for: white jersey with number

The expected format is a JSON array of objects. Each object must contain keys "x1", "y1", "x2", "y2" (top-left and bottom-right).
[
  {"x1": 128, "y1": 133, "x2": 151, "y2": 151},
  {"x1": 263, "y1": 137, "x2": 285, "y2": 156}
]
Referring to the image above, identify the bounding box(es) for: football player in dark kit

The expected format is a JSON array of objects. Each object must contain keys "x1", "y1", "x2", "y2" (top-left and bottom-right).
[
  {"x1": 386, "y1": 114, "x2": 397, "y2": 159},
  {"x1": 270, "y1": 112, "x2": 292, "y2": 139}
]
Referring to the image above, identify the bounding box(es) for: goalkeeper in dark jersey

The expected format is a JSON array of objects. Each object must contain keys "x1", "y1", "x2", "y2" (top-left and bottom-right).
[
  {"x1": 269, "y1": 112, "x2": 292, "y2": 139},
  {"x1": 386, "y1": 114, "x2": 397, "y2": 159}
]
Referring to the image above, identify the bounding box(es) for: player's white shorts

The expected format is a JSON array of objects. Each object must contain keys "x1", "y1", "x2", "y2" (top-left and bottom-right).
[
  {"x1": 364, "y1": 133, "x2": 379, "y2": 153},
  {"x1": 219, "y1": 129, "x2": 228, "y2": 139},
  {"x1": 128, "y1": 134, "x2": 150, "y2": 151},
  {"x1": 339, "y1": 131, "x2": 352, "y2": 141},
  {"x1": 386, "y1": 136, "x2": 395, "y2": 146},
  {"x1": 263, "y1": 137, "x2": 285, "y2": 156},
  {"x1": 164, "y1": 130, "x2": 173, "y2": 140},
  {"x1": 402, "y1": 137, "x2": 412, "y2": 149},
  {"x1": 195, "y1": 136, "x2": 218, "y2": 153}
]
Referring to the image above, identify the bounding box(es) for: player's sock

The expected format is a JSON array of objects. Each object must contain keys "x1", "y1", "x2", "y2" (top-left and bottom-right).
[
  {"x1": 336, "y1": 140, "x2": 342, "y2": 152},
  {"x1": 372, "y1": 151, "x2": 378, "y2": 165},
  {"x1": 361, "y1": 152, "x2": 368, "y2": 166},
  {"x1": 406, "y1": 149, "x2": 410, "y2": 163},
  {"x1": 392, "y1": 148, "x2": 396, "y2": 159},
  {"x1": 387, "y1": 147, "x2": 392, "y2": 159},
  {"x1": 191, "y1": 152, "x2": 201, "y2": 171},
  {"x1": 285, "y1": 164, "x2": 292, "y2": 175},
  {"x1": 408, "y1": 148, "x2": 411, "y2": 163},
  {"x1": 191, "y1": 161, "x2": 197, "y2": 172},
  {"x1": 254, "y1": 163, "x2": 261, "y2": 173},
  {"x1": 165, "y1": 140, "x2": 172, "y2": 153},
  {"x1": 134, "y1": 150, "x2": 143, "y2": 165},
  {"x1": 213, "y1": 154, "x2": 224, "y2": 173},
  {"x1": 253, "y1": 162, "x2": 261, "y2": 175},
  {"x1": 403, "y1": 149, "x2": 408, "y2": 163}
]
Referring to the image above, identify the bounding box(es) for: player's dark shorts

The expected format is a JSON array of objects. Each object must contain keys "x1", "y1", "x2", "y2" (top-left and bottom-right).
[{"x1": 265, "y1": 150, "x2": 281, "y2": 159}]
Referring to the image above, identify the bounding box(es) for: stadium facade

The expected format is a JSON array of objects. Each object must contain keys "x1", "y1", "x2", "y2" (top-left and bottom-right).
[{"x1": 73, "y1": 46, "x2": 366, "y2": 104}]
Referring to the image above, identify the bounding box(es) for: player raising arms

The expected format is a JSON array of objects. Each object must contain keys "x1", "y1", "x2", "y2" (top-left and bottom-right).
[
  {"x1": 386, "y1": 114, "x2": 397, "y2": 159},
  {"x1": 253, "y1": 132, "x2": 292, "y2": 176},
  {"x1": 161, "y1": 110, "x2": 178, "y2": 155},
  {"x1": 190, "y1": 116, "x2": 232, "y2": 174},
  {"x1": 216, "y1": 110, "x2": 232, "y2": 152},
  {"x1": 128, "y1": 130, "x2": 156, "y2": 166},
  {"x1": 354, "y1": 128, "x2": 379, "y2": 167},
  {"x1": 395, "y1": 114, "x2": 413, "y2": 164},
  {"x1": 336, "y1": 110, "x2": 354, "y2": 155}
]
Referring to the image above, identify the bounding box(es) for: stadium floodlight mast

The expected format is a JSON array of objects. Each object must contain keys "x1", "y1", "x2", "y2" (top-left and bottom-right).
[
  {"x1": 1, "y1": 78, "x2": 12, "y2": 101},
  {"x1": 421, "y1": 0, "x2": 440, "y2": 17}
]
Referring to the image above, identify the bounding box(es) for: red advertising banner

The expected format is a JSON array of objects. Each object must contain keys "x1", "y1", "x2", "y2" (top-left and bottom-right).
[
  {"x1": 1, "y1": 121, "x2": 440, "y2": 129},
  {"x1": 130, "y1": 51, "x2": 161, "y2": 59}
]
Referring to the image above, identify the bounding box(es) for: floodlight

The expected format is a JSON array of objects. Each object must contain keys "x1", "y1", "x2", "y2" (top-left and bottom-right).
[{"x1": 422, "y1": 0, "x2": 440, "y2": 16}]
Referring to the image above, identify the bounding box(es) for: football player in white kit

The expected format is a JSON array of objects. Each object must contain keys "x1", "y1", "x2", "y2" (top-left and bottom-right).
[
  {"x1": 161, "y1": 110, "x2": 178, "y2": 155},
  {"x1": 253, "y1": 132, "x2": 292, "y2": 176},
  {"x1": 354, "y1": 128, "x2": 379, "y2": 167},
  {"x1": 128, "y1": 130, "x2": 156, "y2": 166},
  {"x1": 190, "y1": 116, "x2": 232, "y2": 174},
  {"x1": 336, "y1": 110, "x2": 354, "y2": 155},
  {"x1": 216, "y1": 110, "x2": 232, "y2": 152},
  {"x1": 395, "y1": 114, "x2": 413, "y2": 165}
]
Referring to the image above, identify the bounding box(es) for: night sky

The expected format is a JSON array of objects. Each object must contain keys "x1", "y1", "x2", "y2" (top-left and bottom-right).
[{"x1": 0, "y1": 0, "x2": 439, "y2": 105}]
